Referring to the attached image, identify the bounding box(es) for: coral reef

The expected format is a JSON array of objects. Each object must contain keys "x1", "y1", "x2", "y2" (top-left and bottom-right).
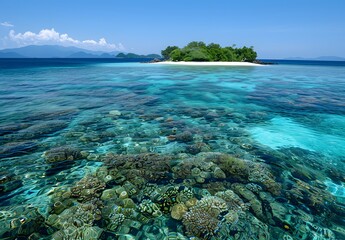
[
  {"x1": 186, "y1": 142, "x2": 211, "y2": 155},
  {"x1": 171, "y1": 203, "x2": 188, "y2": 220},
  {"x1": 70, "y1": 175, "x2": 105, "y2": 202},
  {"x1": 44, "y1": 145, "x2": 83, "y2": 163},
  {"x1": 182, "y1": 196, "x2": 229, "y2": 239},
  {"x1": 0, "y1": 206, "x2": 45, "y2": 239},
  {"x1": 138, "y1": 199, "x2": 162, "y2": 218},
  {"x1": 102, "y1": 153, "x2": 173, "y2": 182},
  {"x1": 210, "y1": 153, "x2": 281, "y2": 195}
]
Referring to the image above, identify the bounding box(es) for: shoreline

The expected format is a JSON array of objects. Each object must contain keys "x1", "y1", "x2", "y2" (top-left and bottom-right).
[{"x1": 152, "y1": 61, "x2": 263, "y2": 66}]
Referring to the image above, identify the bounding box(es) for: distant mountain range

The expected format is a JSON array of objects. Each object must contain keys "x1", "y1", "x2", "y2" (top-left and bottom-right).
[
  {"x1": 116, "y1": 52, "x2": 161, "y2": 59},
  {"x1": 0, "y1": 45, "x2": 161, "y2": 58},
  {"x1": 283, "y1": 56, "x2": 345, "y2": 61}
]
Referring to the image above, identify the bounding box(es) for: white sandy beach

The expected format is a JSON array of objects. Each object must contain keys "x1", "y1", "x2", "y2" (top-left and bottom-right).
[{"x1": 153, "y1": 61, "x2": 262, "y2": 66}]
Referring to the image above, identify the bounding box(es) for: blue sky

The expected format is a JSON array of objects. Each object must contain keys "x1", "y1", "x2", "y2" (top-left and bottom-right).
[{"x1": 0, "y1": 0, "x2": 344, "y2": 58}]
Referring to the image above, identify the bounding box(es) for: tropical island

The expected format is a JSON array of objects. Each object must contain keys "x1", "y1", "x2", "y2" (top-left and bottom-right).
[{"x1": 157, "y1": 41, "x2": 260, "y2": 66}]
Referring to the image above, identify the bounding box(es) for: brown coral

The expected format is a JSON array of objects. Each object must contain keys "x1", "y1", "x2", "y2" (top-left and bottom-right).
[
  {"x1": 182, "y1": 196, "x2": 228, "y2": 239},
  {"x1": 171, "y1": 203, "x2": 188, "y2": 220},
  {"x1": 102, "y1": 153, "x2": 173, "y2": 182},
  {"x1": 182, "y1": 207, "x2": 220, "y2": 239},
  {"x1": 70, "y1": 175, "x2": 105, "y2": 202},
  {"x1": 44, "y1": 146, "x2": 82, "y2": 163}
]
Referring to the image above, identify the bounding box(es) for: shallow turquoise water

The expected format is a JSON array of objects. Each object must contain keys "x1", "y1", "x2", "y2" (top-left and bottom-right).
[{"x1": 0, "y1": 60, "x2": 344, "y2": 239}]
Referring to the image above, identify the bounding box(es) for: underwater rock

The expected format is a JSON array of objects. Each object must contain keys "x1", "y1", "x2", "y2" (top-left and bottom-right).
[
  {"x1": 232, "y1": 183, "x2": 265, "y2": 221},
  {"x1": 270, "y1": 201, "x2": 289, "y2": 226},
  {"x1": 211, "y1": 154, "x2": 249, "y2": 179},
  {"x1": 0, "y1": 207, "x2": 44, "y2": 239},
  {"x1": 0, "y1": 123, "x2": 31, "y2": 136},
  {"x1": 25, "y1": 109, "x2": 78, "y2": 121},
  {"x1": 293, "y1": 220, "x2": 336, "y2": 240},
  {"x1": 0, "y1": 173, "x2": 14, "y2": 184},
  {"x1": 186, "y1": 142, "x2": 211, "y2": 155},
  {"x1": 116, "y1": 93, "x2": 160, "y2": 108},
  {"x1": 44, "y1": 146, "x2": 82, "y2": 163},
  {"x1": 246, "y1": 111, "x2": 271, "y2": 123},
  {"x1": 175, "y1": 131, "x2": 193, "y2": 142},
  {"x1": 210, "y1": 154, "x2": 281, "y2": 195},
  {"x1": 3, "y1": 120, "x2": 67, "y2": 141},
  {"x1": 226, "y1": 127, "x2": 249, "y2": 137},
  {"x1": 109, "y1": 110, "x2": 122, "y2": 116},
  {"x1": 229, "y1": 211, "x2": 271, "y2": 240},
  {"x1": 246, "y1": 183, "x2": 263, "y2": 194},
  {"x1": 204, "y1": 111, "x2": 219, "y2": 121},
  {"x1": 284, "y1": 176, "x2": 336, "y2": 215},
  {"x1": 213, "y1": 167, "x2": 226, "y2": 179},
  {"x1": 0, "y1": 141, "x2": 38, "y2": 158}
]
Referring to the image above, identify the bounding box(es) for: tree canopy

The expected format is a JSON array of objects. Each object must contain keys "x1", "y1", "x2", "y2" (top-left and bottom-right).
[{"x1": 161, "y1": 41, "x2": 257, "y2": 62}]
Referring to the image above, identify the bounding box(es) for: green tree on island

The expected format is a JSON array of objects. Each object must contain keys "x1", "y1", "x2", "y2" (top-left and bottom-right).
[
  {"x1": 161, "y1": 41, "x2": 257, "y2": 62},
  {"x1": 161, "y1": 46, "x2": 179, "y2": 59}
]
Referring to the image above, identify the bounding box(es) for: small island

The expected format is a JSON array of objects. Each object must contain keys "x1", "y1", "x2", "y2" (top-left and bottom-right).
[
  {"x1": 156, "y1": 41, "x2": 261, "y2": 66},
  {"x1": 116, "y1": 52, "x2": 161, "y2": 59}
]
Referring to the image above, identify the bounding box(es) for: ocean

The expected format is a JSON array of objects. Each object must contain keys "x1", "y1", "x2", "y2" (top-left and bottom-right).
[{"x1": 0, "y1": 58, "x2": 344, "y2": 239}]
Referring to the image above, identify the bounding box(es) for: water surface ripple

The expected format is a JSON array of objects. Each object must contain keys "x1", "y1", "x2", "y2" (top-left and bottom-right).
[{"x1": 0, "y1": 59, "x2": 344, "y2": 239}]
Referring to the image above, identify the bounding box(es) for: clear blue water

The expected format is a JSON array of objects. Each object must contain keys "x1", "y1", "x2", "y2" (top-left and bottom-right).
[{"x1": 0, "y1": 59, "x2": 344, "y2": 239}]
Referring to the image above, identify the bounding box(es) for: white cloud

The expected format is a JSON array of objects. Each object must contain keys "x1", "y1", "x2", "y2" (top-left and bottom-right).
[
  {"x1": 1, "y1": 22, "x2": 14, "y2": 27},
  {"x1": 8, "y1": 28, "x2": 124, "y2": 51}
]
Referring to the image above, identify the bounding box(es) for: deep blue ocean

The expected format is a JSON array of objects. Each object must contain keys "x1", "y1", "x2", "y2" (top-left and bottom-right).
[{"x1": 0, "y1": 58, "x2": 344, "y2": 239}]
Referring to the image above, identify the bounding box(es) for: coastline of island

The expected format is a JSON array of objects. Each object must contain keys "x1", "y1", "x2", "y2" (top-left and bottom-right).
[
  {"x1": 156, "y1": 41, "x2": 262, "y2": 66},
  {"x1": 153, "y1": 61, "x2": 263, "y2": 66}
]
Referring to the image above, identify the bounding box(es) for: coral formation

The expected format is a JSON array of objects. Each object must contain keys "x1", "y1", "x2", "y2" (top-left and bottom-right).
[
  {"x1": 171, "y1": 203, "x2": 188, "y2": 220},
  {"x1": 102, "y1": 153, "x2": 173, "y2": 182},
  {"x1": 0, "y1": 206, "x2": 44, "y2": 238},
  {"x1": 138, "y1": 199, "x2": 162, "y2": 218},
  {"x1": 182, "y1": 196, "x2": 228, "y2": 239},
  {"x1": 44, "y1": 146, "x2": 82, "y2": 163},
  {"x1": 70, "y1": 175, "x2": 106, "y2": 202}
]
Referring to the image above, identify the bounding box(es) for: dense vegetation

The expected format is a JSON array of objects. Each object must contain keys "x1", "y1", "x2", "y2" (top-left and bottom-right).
[{"x1": 161, "y1": 41, "x2": 257, "y2": 62}]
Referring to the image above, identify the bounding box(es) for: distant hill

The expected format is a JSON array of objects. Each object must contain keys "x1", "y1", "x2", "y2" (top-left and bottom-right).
[
  {"x1": 284, "y1": 56, "x2": 345, "y2": 61},
  {"x1": 0, "y1": 52, "x2": 25, "y2": 58},
  {"x1": 0, "y1": 45, "x2": 120, "y2": 58},
  {"x1": 116, "y1": 52, "x2": 161, "y2": 58},
  {"x1": 68, "y1": 51, "x2": 116, "y2": 58},
  {"x1": 0, "y1": 45, "x2": 101, "y2": 58},
  {"x1": 314, "y1": 56, "x2": 345, "y2": 61},
  {"x1": 0, "y1": 45, "x2": 160, "y2": 59}
]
